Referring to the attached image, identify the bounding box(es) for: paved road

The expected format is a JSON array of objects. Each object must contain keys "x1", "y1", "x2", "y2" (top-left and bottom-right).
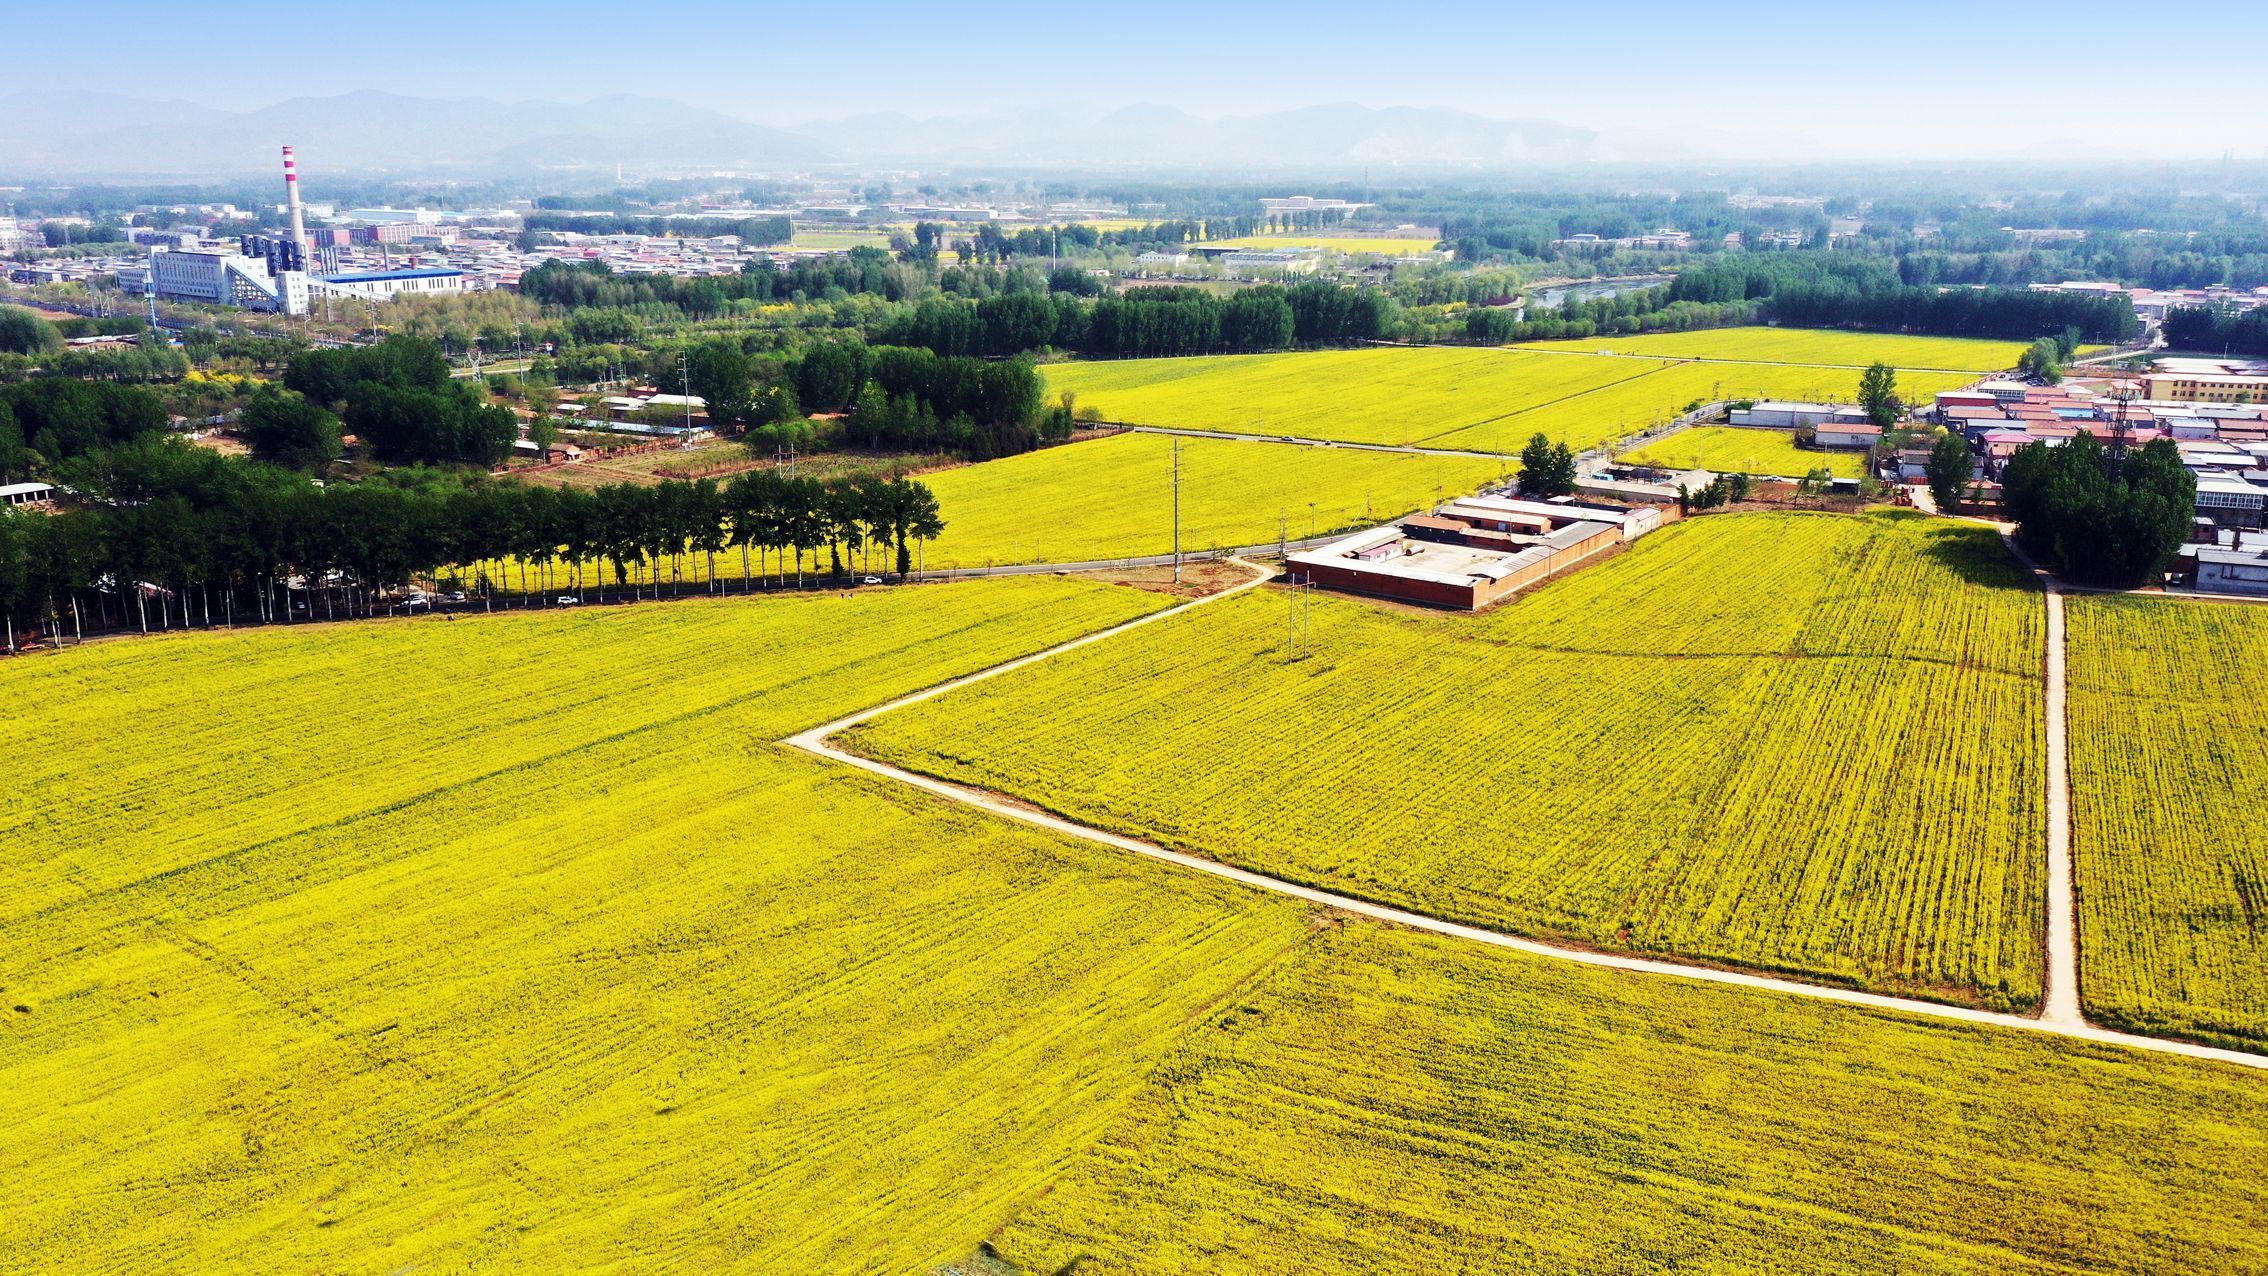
[{"x1": 787, "y1": 558, "x2": 2268, "y2": 1074}]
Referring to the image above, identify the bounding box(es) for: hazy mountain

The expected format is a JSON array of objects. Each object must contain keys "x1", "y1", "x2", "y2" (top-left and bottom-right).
[
  {"x1": 0, "y1": 91, "x2": 832, "y2": 178},
  {"x1": 0, "y1": 91, "x2": 1606, "y2": 178},
  {"x1": 786, "y1": 101, "x2": 1599, "y2": 169}
]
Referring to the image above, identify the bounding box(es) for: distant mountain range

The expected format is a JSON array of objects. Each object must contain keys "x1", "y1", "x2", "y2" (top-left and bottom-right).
[{"x1": 0, "y1": 91, "x2": 1619, "y2": 179}]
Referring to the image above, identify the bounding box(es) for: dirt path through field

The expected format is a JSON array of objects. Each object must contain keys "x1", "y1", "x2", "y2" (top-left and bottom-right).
[{"x1": 785, "y1": 557, "x2": 2267, "y2": 1074}]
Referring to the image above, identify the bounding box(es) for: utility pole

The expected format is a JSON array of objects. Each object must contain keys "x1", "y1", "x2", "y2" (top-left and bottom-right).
[
  {"x1": 1172, "y1": 436, "x2": 1182, "y2": 584},
  {"x1": 680, "y1": 350, "x2": 694, "y2": 448}
]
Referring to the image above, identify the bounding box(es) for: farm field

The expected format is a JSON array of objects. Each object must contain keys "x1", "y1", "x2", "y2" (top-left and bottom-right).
[
  {"x1": 919, "y1": 431, "x2": 1509, "y2": 566},
  {"x1": 0, "y1": 576, "x2": 1165, "y2": 920},
  {"x1": 1201, "y1": 234, "x2": 1443, "y2": 256},
  {"x1": 1043, "y1": 345, "x2": 1980, "y2": 454},
  {"x1": 1044, "y1": 346, "x2": 1670, "y2": 447},
  {"x1": 0, "y1": 577, "x2": 1342, "y2": 1271},
  {"x1": 850, "y1": 511, "x2": 2050, "y2": 1005},
  {"x1": 785, "y1": 228, "x2": 896, "y2": 251},
  {"x1": 2066, "y1": 595, "x2": 2268, "y2": 1051},
  {"x1": 1420, "y1": 358, "x2": 1979, "y2": 454},
  {"x1": 1616, "y1": 424, "x2": 1866, "y2": 478},
  {"x1": 995, "y1": 922, "x2": 2268, "y2": 1275},
  {"x1": 1529, "y1": 325, "x2": 2039, "y2": 371}
]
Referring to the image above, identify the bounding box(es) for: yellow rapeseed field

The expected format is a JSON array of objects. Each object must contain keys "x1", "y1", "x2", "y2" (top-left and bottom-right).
[
  {"x1": 851, "y1": 511, "x2": 2050, "y2": 1005},
  {"x1": 1528, "y1": 325, "x2": 2038, "y2": 372},
  {"x1": 995, "y1": 923, "x2": 2268, "y2": 1274},
  {"x1": 1044, "y1": 346, "x2": 1669, "y2": 447},
  {"x1": 1617, "y1": 424, "x2": 1866, "y2": 478},
  {"x1": 0, "y1": 578, "x2": 1337, "y2": 1271},
  {"x1": 1042, "y1": 344, "x2": 1981, "y2": 454},
  {"x1": 919, "y1": 432, "x2": 1510, "y2": 566},
  {"x1": 2066, "y1": 594, "x2": 2268, "y2": 1051},
  {"x1": 1418, "y1": 357, "x2": 1979, "y2": 453},
  {"x1": 7, "y1": 541, "x2": 2267, "y2": 1273}
]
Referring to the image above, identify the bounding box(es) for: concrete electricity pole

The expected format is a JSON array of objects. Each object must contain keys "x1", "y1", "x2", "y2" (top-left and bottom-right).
[{"x1": 1172, "y1": 436, "x2": 1182, "y2": 584}]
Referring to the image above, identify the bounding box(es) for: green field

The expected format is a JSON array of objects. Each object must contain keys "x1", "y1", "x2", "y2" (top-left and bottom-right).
[
  {"x1": 921, "y1": 432, "x2": 1509, "y2": 566},
  {"x1": 997, "y1": 922, "x2": 2268, "y2": 1275},
  {"x1": 851, "y1": 511, "x2": 2049, "y2": 1006},
  {"x1": 2067, "y1": 595, "x2": 2268, "y2": 1051},
  {"x1": 1043, "y1": 344, "x2": 1981, "y2": 455},
  {"x1": 1617, "y1": 424, "x2": 1866, "y2": 478},
  {"x1": 1529, "y1": 326, "x2": 2037, "y2": 372}
]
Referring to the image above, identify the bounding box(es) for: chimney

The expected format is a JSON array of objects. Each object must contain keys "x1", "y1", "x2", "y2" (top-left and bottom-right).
[{"x1": 282, "y1": 145, "x2": 308, "y2": 258}]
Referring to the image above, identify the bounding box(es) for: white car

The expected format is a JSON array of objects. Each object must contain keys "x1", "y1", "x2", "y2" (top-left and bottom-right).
[
  {"x1": 556, "y1": 595, "x2": 581, "y2": 606},
  {"x1": 860, "y1": 576, "x2": 883, "y2": 586}
]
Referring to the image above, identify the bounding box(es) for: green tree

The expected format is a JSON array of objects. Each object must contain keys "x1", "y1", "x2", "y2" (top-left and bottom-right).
[
  {"x1": 238, "y1": 388, "x2": 342, "y2": 473},
  {"x1": 1517, "y1": 432, "x2": 1577, "y2": 497},
  {"x1": 1858, "y1": 362, "x2": 1900, "y2": 428},
  {"x1": 2017, "y1": 337, "x2": 2064, "y2": 383},
  {"x1": 686, "y1": 339, "x2": 756, "y2": 430},
  {"x1": 1925, "y1": 432, "x2": 1974, "y2": 511},
  {"x1": 2002, "y1": 433, "x2": 2195, "y2": 585},
  {"x1": 0, "y1": 306, "x2": 61, "y2": 357}
]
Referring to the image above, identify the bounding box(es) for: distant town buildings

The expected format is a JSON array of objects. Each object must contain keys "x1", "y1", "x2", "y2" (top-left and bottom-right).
[
  {"x1": 1258, "y1": 195, "x2": 1369, "y2": 220},
  {"x1": 1553, "y1": 229, "x2": 1694, "y2": 251}
]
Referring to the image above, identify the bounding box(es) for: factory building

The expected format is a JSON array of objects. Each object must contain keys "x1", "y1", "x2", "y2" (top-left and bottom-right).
[
  {"x1": 311, "y1": 268, "x2": 468, "y2": 301},
  {"x1": 148, "y1": 245, "x2": 308, "y2": 315}
]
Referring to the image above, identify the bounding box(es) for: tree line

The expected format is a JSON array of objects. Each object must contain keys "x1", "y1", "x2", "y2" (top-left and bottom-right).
[
  {"x1": 881, "y1": 282, "x2": 1393, "y2": 360},
  {"x1": 1667, "y1": 256, "x2": 2138, "y2": 343},
  {"x1": 2163, "y1": 305, "x2": 2268, "y2": 357},
  {"x1": 0, "y1": 437, "x2": 945, "y2": 646},
  {"x1": 521, "y1": 252, "x2": 918, "y2": 315}
]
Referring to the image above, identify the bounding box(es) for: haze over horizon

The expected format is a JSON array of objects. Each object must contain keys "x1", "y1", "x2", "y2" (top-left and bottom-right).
[{"x1": 10, "y1": 0, "x2": 2268, "y2": 166}]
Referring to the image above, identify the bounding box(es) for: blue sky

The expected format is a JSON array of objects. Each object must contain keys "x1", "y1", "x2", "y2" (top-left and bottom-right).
[{"x1": 21, "y1": 0, "x2": 2268, "y2": 159}]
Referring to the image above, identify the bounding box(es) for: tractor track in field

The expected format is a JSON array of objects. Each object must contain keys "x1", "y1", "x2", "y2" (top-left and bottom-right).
[{"x1": 785, "y1": 556, "x2": 2268, "y2": 1074}]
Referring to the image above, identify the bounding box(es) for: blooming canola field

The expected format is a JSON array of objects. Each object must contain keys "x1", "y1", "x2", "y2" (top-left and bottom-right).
[
  {"x1": 0, "y1": 578, "x2": 1335, "y2": 1271},
  {"x1": 1616, "y1": 424, "x2": 1867, "y2": 478},
  {"x1": 1042, "y1": 338, "x2": 1984, "y2": 454},
  {"x1": 995, "y1": 923, "x2": 2268, "y2": 1274},
  {"x1": 852, "y1": 511, "x2": 2050, "y2": 1006},
  {"x1": 8, "y1": 544, "x2": 2268, "y2": 1272},
  {"x1": 918, "y1": 431, "x2": 1510, "y2": 566},
  {"x1": 1528, "y1": 325, "x2": 2038, "y2": 371},
  {"x1": 2066, "y1": 595, "x2": 2268, "y2": 1051}
]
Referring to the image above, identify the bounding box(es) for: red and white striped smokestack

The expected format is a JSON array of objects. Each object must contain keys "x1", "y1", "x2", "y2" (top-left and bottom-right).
[{"x1": 282, "y1": 145, "x2": 308, "y2": 257}]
